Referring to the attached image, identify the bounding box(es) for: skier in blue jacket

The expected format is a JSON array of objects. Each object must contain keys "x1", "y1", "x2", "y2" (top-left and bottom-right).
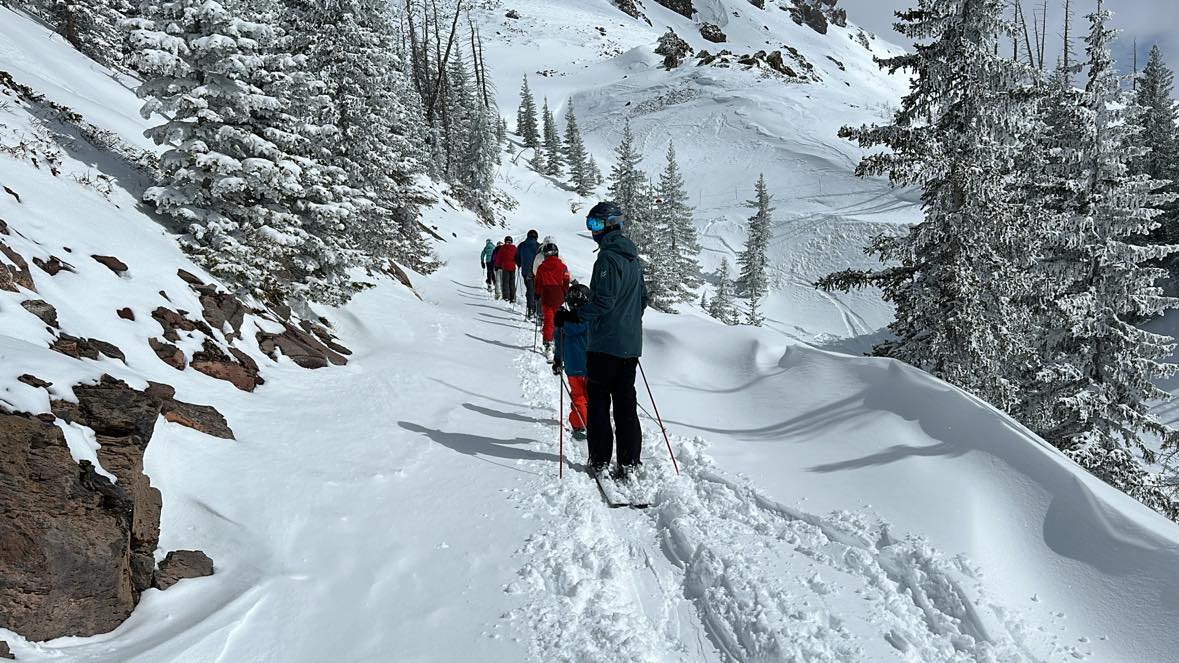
[
  {"x1": 553, "y1": 283, "x2": 591, "y2": 441},
  {"x1": 515, "y1": 229, "x2": 542, "y2": 319}
]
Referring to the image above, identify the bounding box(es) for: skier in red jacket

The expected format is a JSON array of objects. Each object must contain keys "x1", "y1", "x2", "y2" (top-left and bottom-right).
[
  {"x1": 534, "y1": 240, "x2": 570, "y2": 356},
  {"x1": 494, "y1": 236, "x2": 518, "y2": 303}
]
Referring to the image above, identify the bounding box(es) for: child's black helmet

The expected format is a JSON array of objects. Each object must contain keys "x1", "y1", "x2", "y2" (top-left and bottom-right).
[
  {"x1": 566, "y1": 283, "x2": 591, "y2": 310},
  {"x1": 542, "y1": 242, "x2": 559, "y2": 257}
]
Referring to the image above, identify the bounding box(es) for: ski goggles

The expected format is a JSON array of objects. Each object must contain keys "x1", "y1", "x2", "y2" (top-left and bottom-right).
[{"x1": 586, "y1": 214, "x2": 623, "y2": 233}]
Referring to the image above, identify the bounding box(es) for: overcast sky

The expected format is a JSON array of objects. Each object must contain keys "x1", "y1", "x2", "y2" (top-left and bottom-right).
[{"x1": 839, "y1": 0, "x2": 1179, "y2": 84}]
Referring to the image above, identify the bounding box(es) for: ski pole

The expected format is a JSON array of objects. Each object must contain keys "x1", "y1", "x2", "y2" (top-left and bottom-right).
[
  {"x1": 637, "y1": 360, "x2": 679, "y2": 475},
  {"x1": 558, "y1": 373, "x2": 565, "y2": 479},
  {"x1": 560, "y1": 374, "x2": 588, "y2": 430}
]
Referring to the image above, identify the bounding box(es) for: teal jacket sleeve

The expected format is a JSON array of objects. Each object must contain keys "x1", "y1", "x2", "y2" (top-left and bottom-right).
[{"x1": 577, "y1": 254, "x2": 616, "y2": 324}]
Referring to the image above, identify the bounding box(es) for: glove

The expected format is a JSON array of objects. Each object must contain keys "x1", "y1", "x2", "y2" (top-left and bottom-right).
[
  {"x1": 552, "y1": 360, "x2": 563, "y2": 375},
  {"x1": 553, "y1": 308, "x2": 568, "y2": 328}
]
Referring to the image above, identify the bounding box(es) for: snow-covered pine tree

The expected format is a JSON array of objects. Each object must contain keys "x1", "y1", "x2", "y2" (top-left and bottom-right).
[
  {"x1": 654, "y1": 143, "x2": 701, "y2": 303},
  {"x1": 608, "y1": 120, "x2": 647, "y2": 240},
  {"x1": 542, "y1": 98, "x2": 563, "y2": 177},
  {"x1": 443, "y1": 55, "x2": 476, "y2": 181},
  {"x1": 817, "y1": 0, "x2": 1041, "y2": 411},
  {"x1": 1132, "y1": 45, "x2": 1179, "y2": 252},
  {"x1": 633, "y1": 177, "x2": 677, "y2": 310},
  {"x1": 709, "y1": 258, "x2": 740, "y2": 325},
  {"x1": 280, "y1": 0, "x2": 431, "y2": 271},
  {"x1": 564, "y1": 103, "x2": 593, "y2": 196},
  {"x1": 517, "y1": 75, "x2": 541, "y2": 152},
  {"x1": 1027, "y1": 4, "x2": 1179, "y2": 517},
  {"x1": 738, "y1": 173, "x2": 774, "y2": 326},
  {"x1": 127, "y1": 0, "x2": 355, "y2": 303},
  {"x1": 52, "y1": 0, "x2": 132, "y2": 67},
  {"x1": 460, "y1": 83, "x2": 500, "y2": 221},
  {"x1": 587, "y1": 154, "x2": 603, "y2": 189}
]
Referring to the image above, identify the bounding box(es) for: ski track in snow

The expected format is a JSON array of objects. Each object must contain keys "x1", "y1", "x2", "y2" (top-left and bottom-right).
[{"x1": 475, "y1": 285, "x2": 1071, "y2": 663}]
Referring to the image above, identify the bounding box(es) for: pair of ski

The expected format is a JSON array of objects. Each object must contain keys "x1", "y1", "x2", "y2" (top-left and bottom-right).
[{"x1": 589, "y1": 469, "x2": 649, "y2": 509}]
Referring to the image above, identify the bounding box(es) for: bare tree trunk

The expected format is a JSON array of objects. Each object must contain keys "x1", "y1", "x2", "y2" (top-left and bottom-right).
[
  {"x1": 475, "y1": 25, "x2": 491, "y2": 109},
  {"x1": 425, "y1": 0, "x2": 464, "y2": 122},
  {"x1": 1016, "y1": 1, "x2": 1035, "y2": 67},
  {"x1": 1037, "y1": 0, "x2": 1048, "y2": 70}
]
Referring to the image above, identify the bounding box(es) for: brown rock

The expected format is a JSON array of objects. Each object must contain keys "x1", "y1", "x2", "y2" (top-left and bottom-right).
[
  {"x1": 654, "y1": 0, "x2": 694, "y2": 18},
  {"x1": 191, "y1": 340, "x2": 262, "y2": 391},
  {"x1": 257, "y1": 321, "x2": 348, "y2": 369},
  {"x1": 32, "y1": 255, "x2": 75, "y2": 276},
  {"x1": 197, "y1": 289, "x2": 247, "y2": 340},
  {"x1": 91, "y1": 255, "x2": 128, "y2": 275},
  {"x1": 17, "y1": 374, "x2": 51, "y2": 389},
  {"x1": 0, "y1": 410, "x2": 137, "y2": 641},
  {"x1": 144, "y1": 381, "x2": 176, "y2": 402},
  {"x1": 117, "y1": 307, "x2": 135, "y2": 321},
  {"x1": 0, "y1": 218, "x2": 7, "y2": 235},
  {"x1": 151, "y1": 306, "x2": 212, "y2": 342},
  {"x1": 0, "y1": 242, "x2": 34, "y2": 292},
  {"x1": 149, "y1": 337, "x2": 186, "y2": 370},
  {"x1": 176, "y1": 269, "x2": 204, "y2": 285},
  {"x1": 70, "y1": 376, "x2": 166, "y2": 591},
  {"x1": 51, "y1": 335, "x2": 125, "y2": 362},
  {"x1": 0, "y1": 639, "x2": 12, "y2": 659},
  {"x1": 20, "y1": 299, "x2": 58, "y2": 328},
  {"x1": 153, "y1": 550, "x2": 214, "y2": 591},
  {"x1": 161, "y1": 400, "x2": 234, "y2": 439},
  {"x1": 699, "y1": 23, "x2": 726, "y2": 43}
]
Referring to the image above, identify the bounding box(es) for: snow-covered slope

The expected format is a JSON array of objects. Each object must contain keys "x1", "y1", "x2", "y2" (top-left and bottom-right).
[
  {"x1": 3, "y1": 3, "x2": 1179, "y2": 663},
  {"x1": 474, "y1": 0, "x2": 917, "y2": 344}
]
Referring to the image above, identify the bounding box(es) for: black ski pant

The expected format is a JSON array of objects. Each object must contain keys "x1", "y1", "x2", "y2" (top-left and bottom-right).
[
  {"x1": 523, "y1": 272, "x2": 537, "y2": 316},
  {"x1": 485, "y1": 262, "x2": 495, "y2": 288},
  {"x1": 586, "y1": 351, "x2": 642, "y2": 468},
  {"x1": 500, "y1": 269, "x2": 517, "y2": 303}
]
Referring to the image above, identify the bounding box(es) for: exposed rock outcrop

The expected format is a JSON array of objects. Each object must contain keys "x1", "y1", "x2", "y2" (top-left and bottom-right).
[
  {"x1": 50, "y1": 334, "x2": 125, "y2": 362},
  {"x1": 161, "y1": 399, "x2": 235, "y2": 439},
  {"x1": 699, "y1": 23, "x2": 726, "y2": 43},
  {"x1": 655, "y1": 30, "x2": 694, "y2": 69},
  {"x1": 153, "y1": 550, "x2": 214, "y2": 590},
  {"x1": 20, "y1": 299, "x2": 58, "y2": 328},
  {"x1": 786, "y1": 0, "x2": 846, "y2": 35},
  {"x1": 0, "y1": 241, "x2": 34, "y2": 292},
  {"x1": 32, "y1": 255, "x2": 74, "y2": 276},
  {"x1": 149, "y1": 337, "x2": 186, "y2": 370},
  {"x1": 257, "y1": 321, "x2": 349, "y2": 369},
  {"x1": 191, "y1": 340, "x2": 264, "y2": 391},
  {"x1": 0, "y1": 410, "x2": 138, "y2": 641},
  {"x1": 90, "y1": 254, "x2": 128, "y2": 275},
  {"x1": 654, "y1": 0, "x2": 694, "y2": 18}
]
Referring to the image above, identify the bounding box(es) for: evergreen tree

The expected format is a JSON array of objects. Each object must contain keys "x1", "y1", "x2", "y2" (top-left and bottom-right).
[
  {"x1": 587, "y1": 154, "x2": 603, "y2": 189},
  {"x1": 280, "y1": 0, "x2": 429, "y2": 269},
  {"x1": 52, "y1": 0, "x2": 132, "y2": 67},
  {"x1": 738, "y1": 174, "x2": 774, "y2": 326},
  {"x1": 654, "y1": 143, "x2": 701, "y2": 303},
  {"x1": 633, "y1": 178, "x2": 676, "y2": 310},
  {"x1": 1028, "y1": 5, "x2": 1179, "y2": 516},
  {"x1": 127, "y1": 0, "x2": 355, "y2": 303},
  {"x1": 542, "y1": 98, "x2": 564, "y2": 177},
  {"x1": 516, "y1": 75, "x2": 541, "y2": 151},
  {"x1": 817, "y1": 0, "x2": 1041, "y2": 412},
  {"x1": 608, "y1": 120, "x2": 647, "y2": 240},
  {"x1": 709, "y1": 258, "x2": 740, "y2": 325},
  {"x1": 564, "y1": 103, "x2": 593, "y2": 196},
  {"x1": 1132, "y1": 45, "x2": 1179, "y2": 251}
]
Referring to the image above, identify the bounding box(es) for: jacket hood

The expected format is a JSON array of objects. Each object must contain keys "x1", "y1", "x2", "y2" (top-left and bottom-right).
[{"x1": 600, "y1": 231, "x2": 638, "y2": 260}]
